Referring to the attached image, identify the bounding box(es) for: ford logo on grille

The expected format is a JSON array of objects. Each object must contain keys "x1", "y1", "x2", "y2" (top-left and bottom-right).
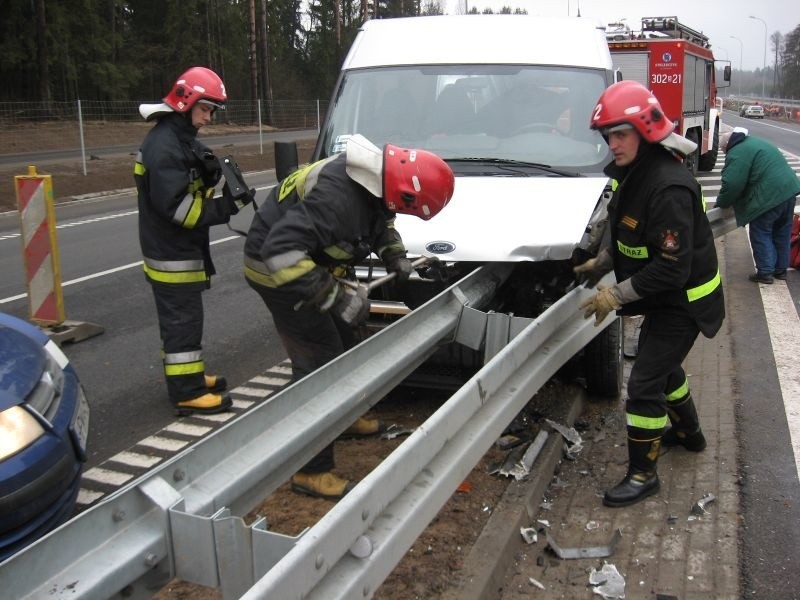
[{"x1": 425, "y1": 241, "x2": 456, "y2": 254}]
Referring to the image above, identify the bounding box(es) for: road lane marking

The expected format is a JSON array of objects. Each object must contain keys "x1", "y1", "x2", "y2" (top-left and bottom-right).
[
  {"x1": 759, "y1": 280, "x2": 800, "y2": 476},
  {"x1": 75, "y1": 361, "x2": 293, "y2": 509}
]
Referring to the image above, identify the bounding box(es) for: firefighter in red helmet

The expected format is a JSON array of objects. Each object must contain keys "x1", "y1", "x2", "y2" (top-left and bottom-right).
[
  {"x1": 243, "y1": 134, "x2": 454, "y2": 500},
  {"x1": 134, "y1": 67, "x2": 254, "y2": 416},
  {"x1": 575, "y1": 80, "x2": 725, "y2": 507}
]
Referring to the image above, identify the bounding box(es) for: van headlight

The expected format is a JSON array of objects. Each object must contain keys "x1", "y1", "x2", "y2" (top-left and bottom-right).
[{"x1": 0, "y1": 405, "x2": 45, "y2": 461}]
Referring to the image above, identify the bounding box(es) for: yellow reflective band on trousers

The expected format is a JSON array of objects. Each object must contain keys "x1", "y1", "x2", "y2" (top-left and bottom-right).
[
  {"x1": 666, "y1": 378, "x2": 690, "y2": 402},
  {"x1": 626, "y1": 412, "x2": 669, "y2": 430},
  {"x1": 244, "y1": 257, "x2": 317, "y2": 288},
  {"x1": 686, "y1": 269, "x2": 721, "y2": 302},
  {"x1": 164, "y1": 350, "x2": 204, "y2": 376},
  {"x1": 617, "y1": 240, "x2": 649, "y2": 259},
  {"x1": 143, "y1": 263, "x2": 207, "y2": 284}
]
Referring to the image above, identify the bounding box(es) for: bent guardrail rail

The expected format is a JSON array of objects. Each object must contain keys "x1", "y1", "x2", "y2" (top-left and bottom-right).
[{"x1": 1, "y1": 208, "x2": 735, "y2": 600}]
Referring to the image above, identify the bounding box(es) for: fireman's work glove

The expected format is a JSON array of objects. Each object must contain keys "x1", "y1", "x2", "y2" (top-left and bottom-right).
[
  {"x1": 325, "y1": 281, "x2": 371, "y2": 327},
  {"x1": 573, "y1": 248, "x2": 613, "y2": 289},
  {"x1": 386, "y1": 256, "x2": 413, "y2": 284},
  {"x1": 579, "y1": 284, "x2": 622, "y2": 327}
]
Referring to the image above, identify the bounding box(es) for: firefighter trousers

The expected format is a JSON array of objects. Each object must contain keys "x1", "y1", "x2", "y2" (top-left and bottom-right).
[
  {"x1": 625, "y1": 310, "x2": 700, "y2": 438},
  {"x1": 247, "y1": 278, "x2": 357, "y2": 473},
  {"x1": 151, "y1": 284, "x2": 208, "y2": 405}
]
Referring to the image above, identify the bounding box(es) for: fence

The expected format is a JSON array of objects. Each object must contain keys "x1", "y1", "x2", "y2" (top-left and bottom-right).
[{"x1": 0, "y1": 99, "x2": 327, "y2": 155}]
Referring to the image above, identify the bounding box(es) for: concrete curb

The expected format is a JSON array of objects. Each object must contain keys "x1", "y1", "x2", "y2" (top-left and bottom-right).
[{"x1": 441, "y1": 387, "x2": 586, "y2": 599}]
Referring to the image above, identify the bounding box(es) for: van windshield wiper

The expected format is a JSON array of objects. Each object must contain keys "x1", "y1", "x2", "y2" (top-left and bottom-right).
[{"x1": 445, "y1": 157, "x2": 583, "y2": 177}]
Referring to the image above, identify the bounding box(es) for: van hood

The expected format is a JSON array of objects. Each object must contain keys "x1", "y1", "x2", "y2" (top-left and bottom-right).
[{"x1": 395, "y1": 176, "x2": 609, "y2": 262}]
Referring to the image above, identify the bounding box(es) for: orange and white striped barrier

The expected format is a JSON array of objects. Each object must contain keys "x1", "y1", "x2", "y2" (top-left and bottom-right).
[{"x1": 15, "y1": 165, "x2": 65, "y2": 326}]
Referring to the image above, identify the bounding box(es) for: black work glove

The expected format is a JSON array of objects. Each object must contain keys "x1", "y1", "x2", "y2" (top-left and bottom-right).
[
  {"x1": 386, "y1": 255, "x2": 413, "y2": 284},
  {"x1": 573, "y1": 248, "x2": 613, "y2": 289},
  {"x1": 326, "y1": 281, "x2": 371, "y2": 327},
  {"x1": 198, "y1": 150, "x2": 222, "y2": 187}
]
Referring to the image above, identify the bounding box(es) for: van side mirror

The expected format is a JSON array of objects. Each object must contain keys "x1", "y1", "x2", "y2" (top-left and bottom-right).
[
  {"x1": 723, "y1": 65, "x2": 731, "y2": 82},
  {"x1": 275, "y1": 141, "x2": 299, "y2": 182},
  {"x1": 614, "y1": 69, "x2": 624, "y2": 83}
]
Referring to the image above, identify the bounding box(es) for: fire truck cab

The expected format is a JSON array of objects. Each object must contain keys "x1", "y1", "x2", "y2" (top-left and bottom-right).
[{"x1": 606, "y1": 16, "x2": 732, "y2": 173}]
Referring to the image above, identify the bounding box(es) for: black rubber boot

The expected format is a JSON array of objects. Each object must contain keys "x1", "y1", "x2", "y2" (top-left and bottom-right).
[
  {"x1": 603, "y1": 437, "x2": 661, "y2": 507},
  {"x1": 204, "y1": 374, "x2": 228, "y2": 393},
  {"x1": 664, "y1": 394, "x2": 706, "y2": 452}
]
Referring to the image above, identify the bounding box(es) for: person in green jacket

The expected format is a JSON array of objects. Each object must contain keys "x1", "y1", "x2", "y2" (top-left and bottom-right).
[{"x1": 716, "y1": 127, "x2": 800, "y2": 284}]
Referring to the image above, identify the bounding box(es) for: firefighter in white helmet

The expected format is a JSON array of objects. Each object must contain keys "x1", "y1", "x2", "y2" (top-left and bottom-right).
[
  {"x1": 135, "y1": 67, "x2": 254, "y2": 416},
  {"x1": 575, "y1": 81, "x2": 725, "y2": 507},
  {"x1": 243, "y1": 134, "x2": 454, "y2": 500}
]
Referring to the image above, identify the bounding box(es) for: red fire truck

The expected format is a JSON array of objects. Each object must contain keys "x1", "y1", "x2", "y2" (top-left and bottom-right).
[{"x1": 606, "y1": 16, "x2": 731, "y2": 173}]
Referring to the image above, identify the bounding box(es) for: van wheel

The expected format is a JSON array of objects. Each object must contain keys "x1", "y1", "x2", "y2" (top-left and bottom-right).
[
  {"x1": 583, "y1": 317, "x2": 623, "y2": 398},
  {"x1": 684, "y1": 130, "x2": 700, "y2": 175},
  {"x1": 698, "y1": 121, "x2": 719, "y2": 172}
]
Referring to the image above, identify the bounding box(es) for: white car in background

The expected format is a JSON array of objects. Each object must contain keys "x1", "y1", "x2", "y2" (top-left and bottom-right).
[{"x1": 740, "y1": 105, "x2": 765, "y2": 118}]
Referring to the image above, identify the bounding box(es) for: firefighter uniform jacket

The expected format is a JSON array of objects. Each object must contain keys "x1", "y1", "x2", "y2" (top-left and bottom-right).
[
  {"x1": 134, "y1": 112, "x2": 239, "y2": 290},
  {"x1": 243, "y1": 153, "x2": 407, "y2": 302},
  {"x1": 604, "y1": 145, "x2": 725, "y2": 338}
]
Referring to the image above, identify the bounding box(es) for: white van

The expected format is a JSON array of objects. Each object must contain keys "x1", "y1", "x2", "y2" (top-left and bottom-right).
[{"x1": 278, "y1": 15, "x2": 622, "y2": 394}]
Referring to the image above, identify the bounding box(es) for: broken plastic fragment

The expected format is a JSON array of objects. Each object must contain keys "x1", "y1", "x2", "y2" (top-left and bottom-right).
[
  {"x1": 589, "y1": 563, "x2": 625, "y2": 599},
  {"x1": 691, "y1": 493, "x2": 716, "y2": 515},
  {"x1": 520, "y1": 526, "x2": 538, "y2": 544},
  {"x1": 380, "y1": 424, "x2": 414, "y2": 440},
  {"x1": 528, "y1": 576, "x2": 545, "y2": 590}
]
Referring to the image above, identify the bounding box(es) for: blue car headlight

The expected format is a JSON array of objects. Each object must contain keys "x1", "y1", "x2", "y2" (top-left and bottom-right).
[{"x1": 0, "y1": 405, "x2": 45, "y2": 461}]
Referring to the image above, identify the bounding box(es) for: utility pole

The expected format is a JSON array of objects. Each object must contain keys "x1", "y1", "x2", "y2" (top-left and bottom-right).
[{"x1": 749, "y1": 15, "x2": 767, "y2": 98}]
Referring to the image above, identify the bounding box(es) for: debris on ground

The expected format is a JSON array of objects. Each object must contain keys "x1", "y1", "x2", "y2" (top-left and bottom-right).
[
  {"x1": 588, "y1": 562, "x2": 626, "y2": 599},
  {"x1": 691, "y1": 492, "x2": 717, "y2": 516},
  {"x1": 546, "y1": 529, "x2": 622, "y2": 560}
]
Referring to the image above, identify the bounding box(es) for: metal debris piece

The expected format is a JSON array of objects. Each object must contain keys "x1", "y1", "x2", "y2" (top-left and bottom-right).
[
  {"x1": 380, "y1": 424, "x2": 414, "y2": 440},
  {"x1": 520, "y1": 527, "x2": 538, "y2": 544},
  {"x1": 539, "y1": 501, "x2": 553, "y2": 511},
  {"x1": 498, "y1": 430, "x2": 549, "y2": 480},
  {"x1": 546, "y1": 418, "x2": 583, "y2": 458},
  {"x1": 546, "y1": 528, "x2": 622, "y2": 560},
  {"x1": 528, "y1": 577, "x2": 545, "y2": 590},
  {"x1": 537, "y1": 519, "x2": 550, "y2": 529},
  {"x1": 691, "y1": 493, "x2": 716, "y2": 515},
  {"x1": 589, "y1": 563, "x2": 625, "y2": 599},
  {"x1": 545, "y1": 419, "x2": 582, "y2": 445}
]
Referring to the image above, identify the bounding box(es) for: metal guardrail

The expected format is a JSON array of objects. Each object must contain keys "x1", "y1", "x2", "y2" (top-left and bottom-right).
[{"x1": 0, "y1": 209, "x2": 737, "y2": 600}]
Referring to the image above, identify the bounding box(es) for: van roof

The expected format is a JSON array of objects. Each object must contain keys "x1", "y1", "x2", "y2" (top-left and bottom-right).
[{"x1": 343, "y1": 15, "x2": 612, "y2": 70}]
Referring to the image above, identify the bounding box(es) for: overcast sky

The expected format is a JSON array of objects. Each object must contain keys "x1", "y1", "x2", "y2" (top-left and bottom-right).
[{"x1": 444, "y1": 0, "x2": 799, "y2": 71}]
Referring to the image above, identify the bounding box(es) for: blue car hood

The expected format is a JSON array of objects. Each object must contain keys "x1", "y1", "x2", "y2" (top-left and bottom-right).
[{"x1": 0, "y1": 322, "x2": 46, "y2": 411}]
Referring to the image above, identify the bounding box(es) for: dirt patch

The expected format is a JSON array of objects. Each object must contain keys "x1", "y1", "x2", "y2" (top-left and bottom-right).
[{"x1": 0, "y1": 122, "x2": 315, "y2": 212}]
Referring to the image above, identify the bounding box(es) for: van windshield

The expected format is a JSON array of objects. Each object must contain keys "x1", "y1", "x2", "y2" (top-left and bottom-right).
[{"x1": 319, "y1": 64, "x2": 612, "y2": 173}]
